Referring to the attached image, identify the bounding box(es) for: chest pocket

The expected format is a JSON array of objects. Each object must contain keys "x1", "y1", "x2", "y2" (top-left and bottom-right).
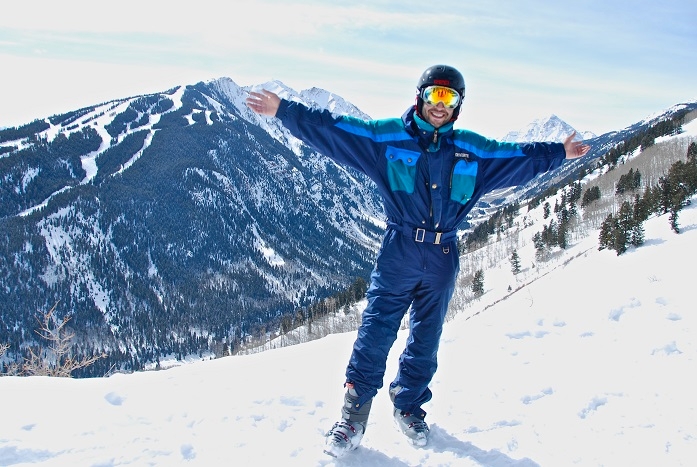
[
  {"x1": 450, "y1": 159, "x2": 478, "y2": 204},
  {"x1": 385, "y1": 146, "x2": 421, "y2": 193}
]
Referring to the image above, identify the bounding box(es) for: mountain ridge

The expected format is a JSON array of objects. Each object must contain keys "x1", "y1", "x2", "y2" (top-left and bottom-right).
[
  {"x1": 0, "y1": 77, "x2": 385, "y2": 374},
  {"x1": 502, "y1": 113, "x2": 596, "y2": 143},
  {"x1": 1, "y1": 76, "x2": 696, "y2": 374}
]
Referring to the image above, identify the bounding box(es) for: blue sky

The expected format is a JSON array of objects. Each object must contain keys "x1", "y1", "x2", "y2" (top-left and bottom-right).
[{"x1": 1, "y1": 0, "x2": 695, "y2": 138}]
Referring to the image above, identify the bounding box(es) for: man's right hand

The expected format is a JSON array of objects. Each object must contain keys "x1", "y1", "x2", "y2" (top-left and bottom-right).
[{"x1": 246, "y1": 90, "x2": 281, "y2": 117}]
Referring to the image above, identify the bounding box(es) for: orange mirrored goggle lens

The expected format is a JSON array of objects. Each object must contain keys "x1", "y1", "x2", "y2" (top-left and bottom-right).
[{"x1": 421, "y1": 85, "x2": 461, "y2": 108}]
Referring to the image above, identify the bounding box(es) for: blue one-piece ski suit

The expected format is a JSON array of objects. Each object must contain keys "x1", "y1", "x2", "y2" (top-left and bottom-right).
[{"x1": 276, "y1": 98, "x2": 567, "y2": 417}]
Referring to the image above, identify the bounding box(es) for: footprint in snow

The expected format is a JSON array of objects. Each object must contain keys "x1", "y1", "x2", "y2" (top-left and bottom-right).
[{"x1": 104, "y1": 392, "x2": 126, "y2": 406}]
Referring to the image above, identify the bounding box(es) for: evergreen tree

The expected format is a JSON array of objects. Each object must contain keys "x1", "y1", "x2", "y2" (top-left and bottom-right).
[
  {"x1": 569, "y1": 181, "x2": 583, "y2": 204},
  {"x1": 658, "y1": 175, "x2": 673, "y2": 214},
  {"x1": 557, "y1": 222, "x2": 569, "y2": 249},
  {"x1": 598, "y1": 213, "x2": 615, "y2": 251},
  {"x1": 630, "y1": 220, "x2": 645, "y2": 247},
  {"x1": 568, "y1": 195, "x2": 578, "y2": 219},
  {"x1": 542, "y1": 220, "x2": 559, "y2": 249},
  {"x1": 641, "y1": 185, "x2": 661, "y2": 216},
  {"x1": 662, "y1": 154, "x2": 697, "y2": 233},
  {"x1": 472, "y1": 269, "x2": 485, "y2": 296},
  {"x1": 555, "y1": 198, "x2": 569, "y2": 226},
  {"x1": 532, "y1": 232, "x2": 543, "y2": 251},
  {"x1": 669, "y1": 207, "x2": 681, "y2": 233},
  {"x1": 581, "y1": 185, "x2": 601, "y2": 207},
  {"x1": 612, "y1": 201, "x2": 634, "y2": 255},
  {"x1": 598, "y1": 202, "x2": 643, "y2": 256},
  {"x1": 688, "y1": 142, "x2": 697, "y2": 161},
  {"x1": 510, "y1": 250, "x2": 521, "y2": 275},
  {"x1": 633, "y1": 193, "x2": 649, "y2": 223},
  {"x1": 616, "y1": 168, "x2": 642, "y2": 195},
  {"x1": 532, "y1": 231, "x2": 547, "y2": 261}
]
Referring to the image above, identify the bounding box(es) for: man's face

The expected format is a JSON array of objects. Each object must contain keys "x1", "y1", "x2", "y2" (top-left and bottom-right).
[{"x1": 421, "y1": 101, "x2": 455, "y2": 129}]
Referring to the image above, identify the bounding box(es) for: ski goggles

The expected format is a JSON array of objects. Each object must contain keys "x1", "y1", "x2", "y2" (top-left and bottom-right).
[{"x1": 420, "y1": 85, "x2": 461, "y2": 108}]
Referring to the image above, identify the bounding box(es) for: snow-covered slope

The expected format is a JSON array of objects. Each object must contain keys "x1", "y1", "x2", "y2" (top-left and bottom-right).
[{"x1": 2, "y1": 188, "x2": 696, "y2": 465}]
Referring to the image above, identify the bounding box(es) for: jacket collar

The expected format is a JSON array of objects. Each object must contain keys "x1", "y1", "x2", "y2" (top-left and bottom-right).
[
  {"x1": 402, "y1": 106, "x2": 453, "y2": 136},
  {"x1": 402, "y1": 106, "x2": 454, "y2": 150}
]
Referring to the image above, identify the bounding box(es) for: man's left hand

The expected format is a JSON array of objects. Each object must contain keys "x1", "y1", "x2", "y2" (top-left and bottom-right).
[{"x1": 564, "y1": 131, "x2": 591, "y2": 159}]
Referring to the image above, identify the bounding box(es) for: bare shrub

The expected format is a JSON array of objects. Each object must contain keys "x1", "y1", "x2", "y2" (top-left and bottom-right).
[{"x1": 2, "y1": 303, "x2": 105, "y2": 377}]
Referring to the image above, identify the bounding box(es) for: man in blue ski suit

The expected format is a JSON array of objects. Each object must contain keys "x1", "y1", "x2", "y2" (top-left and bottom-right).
[{"x1": 247, "y1": 64, "x2": 590, "y2": 456}]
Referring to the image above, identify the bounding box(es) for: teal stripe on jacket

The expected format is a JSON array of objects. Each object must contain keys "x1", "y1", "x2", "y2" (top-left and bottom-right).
[
  {"x1": 452, "y1": 132, "x2": 525, "y2": 159},
  {"x1": 335, "y1": 117, "x2": 412, "y2": 143}
]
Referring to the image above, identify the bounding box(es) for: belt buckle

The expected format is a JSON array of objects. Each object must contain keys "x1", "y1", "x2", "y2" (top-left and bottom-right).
[
  {"x1": 415, "y1": 228, "x2": 425, "y2": 243},
  {"x1": 434, "y1": 232, "x2": 442, "y2": 245}
]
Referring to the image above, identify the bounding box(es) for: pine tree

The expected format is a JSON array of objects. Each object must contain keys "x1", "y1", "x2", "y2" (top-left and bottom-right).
[
  {"x1": 663, "y1": 156, "x2": 697, "y2": 233},
  {"x1": 558, "y1": 222, "x2": 569, "y2": 249},
  {"x1": 532, "y1": 232, "x2": 544, "y2": 251},
  {"x1": 472, "y1": 269, "x2": 485, "y2": 296},
  {"x1": 533, "y1": 231, "x2": 547, "y2": 261},
  {"x1": 581, "y1": 185, "x2": 601, "y2": 207},
  {"x1": 641, "y1": 185, "x2": 661, "y2": 216},
  {"x1": 669, "y1": 208, "x2": 681, "y2": 233},
  {"x1": 510, "y1": 250, "x2": 521, "y2": 275},
  {"x1": 616, "y1": 168, "x2": 642, "y2": 194},
  {"x1": 688, "y1": 142, "x2": 697, "y2": 160},
  {"x1": 598, "y1": 213, "x2": 615, "y2": 251},
  {"x1": 633, "y1": 193, "x2": 649, "y2": 223},
  {"x1": 612, "y1": 201, "x2": 634, "y2": 255},
  {"x1": 542, "y1": 220, "x2": 559, "y2": 249},
  {"x1": 658, "y1": 175, "x2": 673, "y2": 214},
  {"x1": 630, "y1": 221, "x2": 645, "y2": 247},
  {"x1": 543, "y1": 202, "x2": 551, "y2": 219}
]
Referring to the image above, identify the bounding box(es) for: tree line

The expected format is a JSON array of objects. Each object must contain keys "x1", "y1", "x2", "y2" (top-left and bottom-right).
[
  {"x1": 466, "y1": 114, "x2": 695, "y2": 301},
  {"x1": 601, "y1": 112, "x2": 686, "y2": 167},
  {"x1": 599, "y1": 142, "x2": 697, "y2": 254}
]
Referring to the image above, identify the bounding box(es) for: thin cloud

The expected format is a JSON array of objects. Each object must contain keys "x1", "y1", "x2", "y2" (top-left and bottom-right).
[{"x1": 1, "y1": 0, "x2": 695, "y2": 136}]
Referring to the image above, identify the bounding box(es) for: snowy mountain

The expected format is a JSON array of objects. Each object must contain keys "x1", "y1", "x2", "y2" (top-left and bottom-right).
[
  {"x1": 473, "y1": 114, "x2": 595, "y2": 221},
  {"x1": 1, "y1": 74, "x2": 696, "y2": 376},
  {"x1": 501, "y1": 114, "x2": 596, "y2": 143},
  {"x1": 0, "y1": 78, "x2": 384, "y2": 374},
  {"x1": 2, "y1": 155, "x2": 696, "y2": 466}
]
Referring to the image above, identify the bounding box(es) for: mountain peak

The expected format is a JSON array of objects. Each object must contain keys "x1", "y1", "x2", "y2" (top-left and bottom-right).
[
  {"x1": 298, "y1": 87, "x2": 371, "y2": 120},
  {"x1": 502, "y1": 114, "x2": 596, "y2": 143}
]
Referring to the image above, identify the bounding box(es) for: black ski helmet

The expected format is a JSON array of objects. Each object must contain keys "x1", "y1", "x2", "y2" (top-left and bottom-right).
[{"x1": 416, "y1": 64, "x2": 466, "y2": 121}]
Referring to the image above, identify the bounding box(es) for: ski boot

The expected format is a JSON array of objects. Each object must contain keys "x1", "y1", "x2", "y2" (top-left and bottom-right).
[
  {"x1": 324, "y1": 383, "x2": 372, "y2": 458},
  {"x1": 393, "y1": 408, "x2": 429, "y2": 446},
  {"x1": 389, "y1": 385, "x2": 430, "y2": 447}
]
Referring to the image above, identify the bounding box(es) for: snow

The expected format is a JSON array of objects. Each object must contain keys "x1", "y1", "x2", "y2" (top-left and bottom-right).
[
  {"x1": 251, "y1": 225, "x2": 286, "y2": 267},
  {"x1": 2, "y1": 192, "x2": 697, "y2": 465}
]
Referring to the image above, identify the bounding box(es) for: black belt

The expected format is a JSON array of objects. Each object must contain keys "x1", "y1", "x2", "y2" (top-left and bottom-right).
[{"x1": 388, "y1": 223, "x2": 458, "y2": 245}]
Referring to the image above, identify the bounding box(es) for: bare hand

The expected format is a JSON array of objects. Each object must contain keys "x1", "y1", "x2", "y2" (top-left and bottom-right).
[
  {"x1": 563, "y1": 131, "x2": 590, "y2": 159},
  {"x1": 246, "y1": 90, "x2": 281, "y2": 117}
]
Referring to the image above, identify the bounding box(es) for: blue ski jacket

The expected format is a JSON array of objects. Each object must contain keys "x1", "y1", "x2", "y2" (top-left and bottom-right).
[{"x1": 276, "y1": 99, "x2": 567, "y2": 237}]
